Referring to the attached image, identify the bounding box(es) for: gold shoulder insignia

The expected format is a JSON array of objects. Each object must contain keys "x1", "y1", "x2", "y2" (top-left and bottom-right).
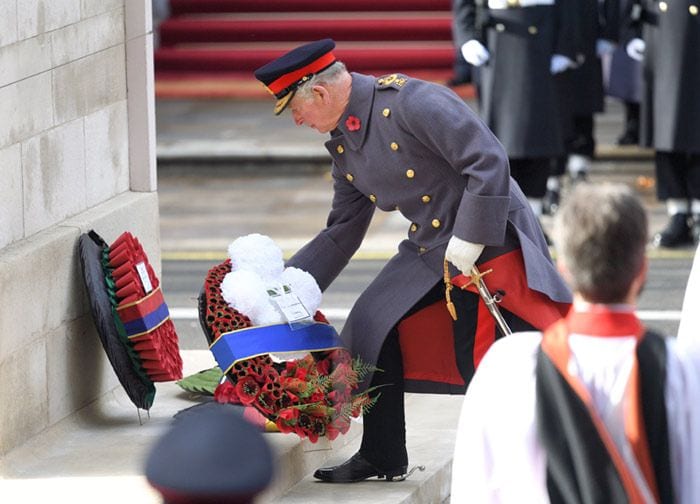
[{"x1": 376, "y1": 73, "x2": 409, "y2": 90}]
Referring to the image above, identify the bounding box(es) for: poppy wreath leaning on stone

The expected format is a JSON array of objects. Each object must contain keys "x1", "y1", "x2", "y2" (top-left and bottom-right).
[
  {"x1": 197, "y1": 234, "x2": 379, "y2": 443},
  {"x1": 79, "y1": 230, "x2": 183, "y2": 411}
]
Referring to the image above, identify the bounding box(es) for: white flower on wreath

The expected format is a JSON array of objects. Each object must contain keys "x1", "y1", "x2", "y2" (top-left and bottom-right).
[{"x1": 221, "y1": 233, "x2": 322, "y2": 327}]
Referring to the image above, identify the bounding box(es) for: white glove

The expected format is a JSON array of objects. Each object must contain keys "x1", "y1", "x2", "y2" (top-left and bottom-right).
[
  {"x1": 626, "y1": 38, "x2": 645, "y2": 62},
  {"x1": 550, "y1": 54, "x2": 575, "y2": 74},
  {"x1": 445, "y1": 236, "x2": 485, "y2": 275},
  {"x1": 461, "y1": 40, "x2": 490, "y2": 67},
  {"x1": 596, "y1": 39, "x2": 617, "y2": 57}
]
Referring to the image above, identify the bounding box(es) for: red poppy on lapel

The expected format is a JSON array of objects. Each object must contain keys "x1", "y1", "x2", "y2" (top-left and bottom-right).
[{"x1": 345, "y1": 115, "x2": 361, "y2": 131}]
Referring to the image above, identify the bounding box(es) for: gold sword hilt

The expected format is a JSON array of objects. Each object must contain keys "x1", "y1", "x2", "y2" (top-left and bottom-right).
[{"x1": 443, "y1": 261, "x2": 512, "y2": 336}]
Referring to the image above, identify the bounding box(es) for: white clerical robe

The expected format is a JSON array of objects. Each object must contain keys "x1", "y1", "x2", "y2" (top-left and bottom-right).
[{"x1": 451, "y1": 305, "x2": 700, "y2": 503}]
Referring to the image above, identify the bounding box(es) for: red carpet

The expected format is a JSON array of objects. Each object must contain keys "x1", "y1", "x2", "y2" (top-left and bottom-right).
[
  {"x1": 169, "y1": 0, "x2": 451, "y2": 15},
  {"x1": 155, "y1": 0, "x2": 474, "y2": 100},
  {"x1": 159, "y1": 17, "x2": 453, "y2": 45}
]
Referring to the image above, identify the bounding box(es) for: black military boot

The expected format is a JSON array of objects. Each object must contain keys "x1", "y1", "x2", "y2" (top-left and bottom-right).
[
  {"x1": 617, "y1": 102, "x2": 640, "y2": 146},
  {"x1": 653, "y1": 213, "x2": 693, "y2": 248}
]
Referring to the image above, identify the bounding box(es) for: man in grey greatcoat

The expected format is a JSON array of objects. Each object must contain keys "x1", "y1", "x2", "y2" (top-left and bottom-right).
[
  {"x1": 626, "y1": 0, "x2": 700, "y2": 248},
  {"x1": 254, "y1": 39, "x2": 572, "y2": 483}
]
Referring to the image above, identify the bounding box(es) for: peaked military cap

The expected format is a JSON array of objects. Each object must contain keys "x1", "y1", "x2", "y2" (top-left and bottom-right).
[
  {"x1": 145, "y1": 402, "x2": 274, "y2": 504},
  {"x1": 254, "y1": 38, "x2": 337, "y2": 115}
]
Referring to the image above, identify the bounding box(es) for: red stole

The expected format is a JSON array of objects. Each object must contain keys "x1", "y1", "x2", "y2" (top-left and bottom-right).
[{"x1": 541, "y1": 307, "x2": 660, "y2": 503}]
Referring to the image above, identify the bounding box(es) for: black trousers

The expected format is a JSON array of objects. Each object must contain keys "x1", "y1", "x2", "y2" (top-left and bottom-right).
[
  {"x1": 655, "y1": 151, "x2": 700, "y2": 201},
  {"x1": 510, "y1": 157, "x2": 551, "y2": 199},
  {"x1": 550, "y1": 114, "x2": 596, "y2": 177},
  {"x1": 566, "y1": 114, "x2": 595, "y2": 158},
  {"x1": 359, "y1": 282, "x2": 537, "y2": 469}
]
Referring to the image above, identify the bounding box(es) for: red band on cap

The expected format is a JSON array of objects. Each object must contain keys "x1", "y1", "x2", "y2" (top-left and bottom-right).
[{"x1": 267, "y1": 52, "x2": 336, "y2": 96}]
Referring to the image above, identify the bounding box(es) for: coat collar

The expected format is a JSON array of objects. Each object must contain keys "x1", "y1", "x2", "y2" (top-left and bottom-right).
[
  {"x1": 565, "y1": 303, "x2": 644, "y2": 339},
  {"x1": 330, "y1": 73, "x2": 375, "y2": 151}
]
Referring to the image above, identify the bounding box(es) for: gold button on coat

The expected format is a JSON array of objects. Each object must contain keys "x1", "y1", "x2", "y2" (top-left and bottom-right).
[
  {"x1": 390, "y1": 142, "x2": 399, "y2": 151},
  {"x1": 382, "y1": 108, "x2": 391, "y2": 117},
  {"x1": 528, "y1": 26, "x2": 538, "y2": 35},
  {"x1": 419, "y1": 247, "x2": 427, "y2": 253},
  {"x1": 346, "y1": 173, "x2": 354, "y2": 182},
  {"x1": 369, "y1": 194, "x2": 377, "y2": 203},
  {"x1": 659, "y1": 1, "x2": 667, "y2": 11},
  {"x1": 421, "y1": 195, "x2": 431, "y2": 203},
  {"x1": 410, "y1": 223, "x2": 418, "y2": 232},
  {"x1": 431, "y1": 219, "x2": 441, "y2": 228},
  {"x1": 690, "y1": 5, "x2": 698, "y2": 15},
  {"x1": 406, "y1": 169, "x2": 415, "y2": 179},
  {"x1": 337, "y1": 145, "x2": 344, "y2": 154}
]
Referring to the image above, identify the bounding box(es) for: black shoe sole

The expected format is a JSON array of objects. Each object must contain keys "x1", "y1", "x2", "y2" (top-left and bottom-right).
[{"x1": 313, "y1": 465, "x2": 408, "y2": 483}]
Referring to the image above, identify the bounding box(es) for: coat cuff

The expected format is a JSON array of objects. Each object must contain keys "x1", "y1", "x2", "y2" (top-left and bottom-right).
[{"x1": 452, "y1": 192, "x2": 510, "y2": 246}]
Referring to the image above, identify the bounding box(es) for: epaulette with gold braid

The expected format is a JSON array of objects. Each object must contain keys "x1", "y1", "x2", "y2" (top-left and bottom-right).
[{"x1": 376, "y1": 73, "x2": 409, "y2": 90}]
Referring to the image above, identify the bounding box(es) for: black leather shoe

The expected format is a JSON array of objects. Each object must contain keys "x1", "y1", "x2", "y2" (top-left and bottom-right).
[
  {"x1": 653, "y1": 213, "x2": 693, "y2": 248},
  {"x1": 313, "y1": 452, "x2": 408, "y2": 483}
]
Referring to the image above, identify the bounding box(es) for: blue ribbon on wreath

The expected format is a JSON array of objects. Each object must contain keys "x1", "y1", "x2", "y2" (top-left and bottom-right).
[{"x1": 210, "y1": 322, "x2": 344, "y2": 374}]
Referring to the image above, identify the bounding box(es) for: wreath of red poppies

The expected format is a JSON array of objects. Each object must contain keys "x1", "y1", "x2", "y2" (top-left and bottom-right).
[{"x1": 199, "y1": 260, "x2": 377, "y2": 442}]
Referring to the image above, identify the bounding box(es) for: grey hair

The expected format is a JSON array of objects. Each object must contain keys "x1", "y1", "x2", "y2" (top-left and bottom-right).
[
  {"x1": 552, "y1": 182, "x2": 648, "y2": 303},
  {"x1": 294, "y1": 61, "x2": 348, "y2": 101}
]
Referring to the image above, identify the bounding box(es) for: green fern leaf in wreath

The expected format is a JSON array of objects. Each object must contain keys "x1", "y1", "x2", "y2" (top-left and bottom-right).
[{"x1": 175, "y1": 367, "x2": 223, "y2": 396}]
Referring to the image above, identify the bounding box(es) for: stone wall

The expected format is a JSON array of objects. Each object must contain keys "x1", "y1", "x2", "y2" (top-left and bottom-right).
[{"x1": 0, "y1": 0, "x2": 160, "y2": 455}]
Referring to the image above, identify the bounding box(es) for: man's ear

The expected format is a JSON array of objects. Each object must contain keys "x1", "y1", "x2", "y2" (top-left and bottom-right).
[{"x1": 311, "y1": 84, "x2": 331, "y2": 104}]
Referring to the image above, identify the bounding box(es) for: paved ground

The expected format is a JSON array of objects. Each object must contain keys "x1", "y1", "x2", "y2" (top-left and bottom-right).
[{"x1": 154, "y1": 95, "x2": 667, "y2": 250}]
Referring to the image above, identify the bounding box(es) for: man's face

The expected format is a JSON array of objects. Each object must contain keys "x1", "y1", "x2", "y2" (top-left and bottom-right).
[{"x1": 288, "y1": 88, "x2": 339, "y2": 134}]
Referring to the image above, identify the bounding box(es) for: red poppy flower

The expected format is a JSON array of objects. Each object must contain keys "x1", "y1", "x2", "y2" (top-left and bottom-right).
[
  {"x1": 235, "y1": 376, "x2": 260, "y2": 405},
  {"x1": 345, "y1": 115, "x2": 361, "y2": 131},
  {"x1": 330, "y1": 415, "x2": 352, "y2": 436},
  {"x1": 255, "y1": 391, "x2": 276, "y2": 415},
  {"x1": 278, "y1": 407, "x2": 299, "y2": 424},
  {"x1": 315, "y1": 357, "x2": 330, "y2": 375},
  {"x1": 309, "y1": 391, "x2": 325, "y2": 404},
  {"x1": 325, "y1": 422, "x2": 341, "y2": 441},
  {"x1": 214, "y1": 381, "x2": 240, "y2": 404},
  {"x1": 294, "y1": 367, "x2": 308, "y2": 381}
]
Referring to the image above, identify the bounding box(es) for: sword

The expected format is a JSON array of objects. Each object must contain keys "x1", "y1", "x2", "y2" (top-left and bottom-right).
[{"x1": 444, "y1": 261, "x2": 512, "y2": 338}]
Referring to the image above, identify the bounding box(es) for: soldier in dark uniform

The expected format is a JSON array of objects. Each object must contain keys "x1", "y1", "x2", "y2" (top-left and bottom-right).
[
  {"x1": 544, "y1": 0, "x2": 620, "y2": 214},
  {"x1": 626, "y1": 0, "x2": 700, "y2": 247},
  {"x1": 254, "y1": 39, "x2": 572, "y2": 483},
  {"x1": 453, "y1": 0, "x2": 576, "y2": 222},
  {"x1": 607, "y1": 45, "x2": 643, "y2": 145},
  {"x1": 607, "y1": 0, "x2": 644, "y2": 146}
]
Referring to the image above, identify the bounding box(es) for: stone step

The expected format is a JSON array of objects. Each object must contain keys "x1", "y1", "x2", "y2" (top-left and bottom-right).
[
  {"x1": 272, "y1": 393, "x2": 463, "y2": 504},
  {"x1": 0, "y1": 350, "x2": 462, "y2": 504}
]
